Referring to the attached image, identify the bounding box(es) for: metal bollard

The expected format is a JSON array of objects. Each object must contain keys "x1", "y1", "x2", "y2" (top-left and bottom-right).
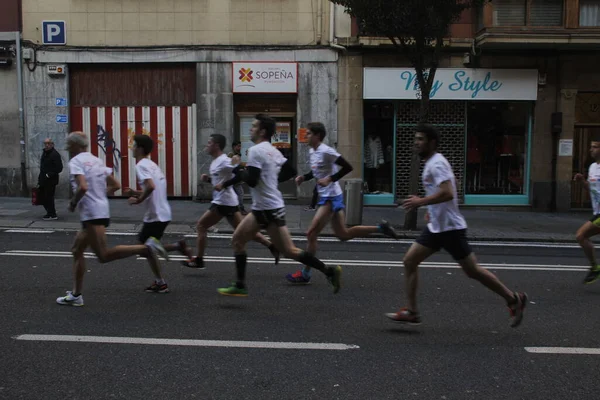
[{"x1": 344, "y1": 179, "x2": 364, "y2": 226}]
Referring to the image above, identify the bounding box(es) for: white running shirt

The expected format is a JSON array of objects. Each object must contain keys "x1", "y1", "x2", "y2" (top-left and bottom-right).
[
  {"x1": 210, "y1": 153, "x2": 239, "y2": 207},
  {"x1": 309, "y1": 143, "x2": 343, "y2": 198},
  {"x1": 246, "y1": 141, "x2": 287, "y2": 210},
  {"x1": 422, "y1": 152, "x2": 467, "y2": 233},
  {"x1": 135, "y1": 158, "x2": 172, "y2": 223},
  {"x1": 69, "y1": 152, "x2": 112, "y2": 222},
  {"x1": 588, "y1": 162, "x2": 600, "y2": 215}
]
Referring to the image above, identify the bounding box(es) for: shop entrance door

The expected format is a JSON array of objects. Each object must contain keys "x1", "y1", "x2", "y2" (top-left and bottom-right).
[
  {"x1": 571, "y1": 126, "x2": 600, "y2": 208},
  {"x1": 238, "y1": 113, "x2": 297, "y2": 199}
]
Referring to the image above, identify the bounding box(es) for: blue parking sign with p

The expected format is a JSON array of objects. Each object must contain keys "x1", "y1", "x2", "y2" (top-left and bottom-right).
[{"x1": 42, "y1": 21, "x2": 66, "y2": 45}]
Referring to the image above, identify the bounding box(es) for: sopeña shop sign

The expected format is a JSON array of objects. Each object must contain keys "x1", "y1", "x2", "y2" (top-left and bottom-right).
[{"x1": 363, "y1": 68, "x2": 538, "y2": 101}]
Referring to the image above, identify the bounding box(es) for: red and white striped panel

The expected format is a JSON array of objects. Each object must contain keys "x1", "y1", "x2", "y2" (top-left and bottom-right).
[{"x1": 70, "y1": 105, "x2": 198, "y2": 197}]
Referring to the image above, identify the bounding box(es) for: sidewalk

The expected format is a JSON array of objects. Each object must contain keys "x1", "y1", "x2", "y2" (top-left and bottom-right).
[{"x1": 0, "y1": 197, "x2": 587, "y2": 242}]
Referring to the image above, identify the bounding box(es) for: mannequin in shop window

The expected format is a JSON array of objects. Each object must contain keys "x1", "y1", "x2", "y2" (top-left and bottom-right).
[{"x1": 364, "y1": 132, "x2": 384, "y2": 193}]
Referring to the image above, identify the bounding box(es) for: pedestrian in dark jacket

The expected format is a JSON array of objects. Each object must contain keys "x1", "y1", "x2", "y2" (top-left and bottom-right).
[{"x1": 38, "y1": 138, "x2": 63, "y2": 220}]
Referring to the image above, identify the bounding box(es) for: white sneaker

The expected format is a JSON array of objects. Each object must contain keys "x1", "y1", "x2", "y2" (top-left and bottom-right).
[
  {"x1": 145, "y1": 237, "x2": 169, "y2": 261},
  {"x1": 56, "y1": 291, "x2": 84, "y2": 307}
]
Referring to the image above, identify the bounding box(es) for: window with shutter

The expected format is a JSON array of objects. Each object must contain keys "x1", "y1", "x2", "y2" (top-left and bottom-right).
[
  {"x1": 493, "y1": 0, "x2": 527, "y2": 26},
  {"x1": 530, "y1": 0, "x2": 563, "y2": 26}
]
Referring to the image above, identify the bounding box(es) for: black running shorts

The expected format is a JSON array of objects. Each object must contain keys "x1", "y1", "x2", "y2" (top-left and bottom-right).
[
  {"x1": 252, "y1": 208, "x2": 287, "y2": 228},
  {"x1": 416, "y1": 227, "x2": 473, "y2": 261},
  {"x1": 209, "y1": 203, "x2": 240, "y2": 217},
  {"x1": 138, "y1": 221, "x2": 170, "y2": 243},
  {"x1": 81, "y1": 218, "x2": 110, "y2": 229},
  {"x1": 589, "y1": 214, "x2": 600, "y2": 227}
]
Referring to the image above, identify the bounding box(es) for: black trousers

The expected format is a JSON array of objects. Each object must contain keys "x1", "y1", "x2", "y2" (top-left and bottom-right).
[{"x1": 39, "y1": 182, "x2": 57, "y2": 216}]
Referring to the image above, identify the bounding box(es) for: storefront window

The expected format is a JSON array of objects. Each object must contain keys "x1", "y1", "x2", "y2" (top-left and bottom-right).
[
  {"x1": 363, "y1": 102, "x2": 395, "y2": 195},
  {"x1": 466, "y1": 102, "x2": 530, "y2": 195}
]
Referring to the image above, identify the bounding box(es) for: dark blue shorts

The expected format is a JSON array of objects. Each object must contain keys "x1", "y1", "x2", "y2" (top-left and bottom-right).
[{"x1": 318, "y1": 194, "x2": 345, "y2": 213}]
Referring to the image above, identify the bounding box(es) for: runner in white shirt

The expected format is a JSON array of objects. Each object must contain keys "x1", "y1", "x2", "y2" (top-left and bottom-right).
[
  {"x1": 386, "y1": 124, "x2": 527, "y2": 328},
  {"x1": 574, "y1": 139, "x2": 600, "y2": 284},
  {"x1": 56, "y1": 132, "x2": 168, "y2": 307},
  {"x1": 217, "y1": 114, "x2": 342, "y2": 297},
  {"x1": 180, "y1": 133, "x2": 279, "y2": 270},
  {"x1": 286, "y1": 122, "x2": 399, "y2": 284},
  {"x1": 123, "y1": 134, "x2": 192, "y2": 293}
]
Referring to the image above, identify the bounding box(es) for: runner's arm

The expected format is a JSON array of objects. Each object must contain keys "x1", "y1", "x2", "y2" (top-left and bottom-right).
[
  {"x1": 106, "y1": 175, "x2": 121, "y2": 196},
  {"x1": 69, "y1": 175, "x2": 88, "y2": 210},
  {"x1": 330, "y1": 156, "x2": 353, "y2": 182},
  {"x1": 278, "y1": 160, "x2": 297, "y2": 182},
  {"x1": 222, "y1": 165, "x2": 244, "y2": 188},
  {"x1": 420, "y1": 180, "x2": 454, "y2": 206},
  {"x1": 302, "y1": 171, "x2": 314, "y2": 181},
  {"x1": 133, "y1": 178, "x2": 155, "y2": 203}
]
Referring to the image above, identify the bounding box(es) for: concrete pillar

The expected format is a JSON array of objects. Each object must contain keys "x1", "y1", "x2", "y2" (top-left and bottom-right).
[
  {"x1": 556, "y1": 89, "x2": 577, "y2": 212},
  {"x1": 336, "y1": 52, "x2": 363, "y2": 182}
]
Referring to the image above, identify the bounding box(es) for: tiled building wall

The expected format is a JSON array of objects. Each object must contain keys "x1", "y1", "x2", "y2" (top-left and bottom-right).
[
  {"x1": 396, "y1": 101, "x2": 466, "y2": 201},
  {"x1": 22, "y1": 0, "x2": 326, "y2": 46}
]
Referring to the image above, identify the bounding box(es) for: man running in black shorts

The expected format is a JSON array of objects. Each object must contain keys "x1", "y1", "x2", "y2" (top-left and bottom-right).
[
  {"x1": 56, "y1": 132, "x2": 168, "y2": 306},
  {"x1": 574, "y1": 138, "x2": 600, "y2": 283},
  {"x1": 124, "y1": 134, "x2": 193, "y2": 293},
  {"x1": 217, "y1": 114, "x2": 342, "y2": 297},
  {"x1": 386, "y1": 124, "x2": 528, "y2": 328},
  {"x1": 181, "y1": 134, "x2": 279, "y2": 270}
]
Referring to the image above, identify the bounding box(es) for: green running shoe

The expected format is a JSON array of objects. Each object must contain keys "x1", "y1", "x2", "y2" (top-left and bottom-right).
[
  {"x1": 327, "y1": 266, "x2": 342, "y2": 294},
  {"x1": 218, "y1": 284, "x2": 248, "y2": 297}
]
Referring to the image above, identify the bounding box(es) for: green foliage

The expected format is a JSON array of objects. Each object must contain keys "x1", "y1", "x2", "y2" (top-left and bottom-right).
[{"x1": 332, "y1": 0, "x2": 490, "y2": 112}]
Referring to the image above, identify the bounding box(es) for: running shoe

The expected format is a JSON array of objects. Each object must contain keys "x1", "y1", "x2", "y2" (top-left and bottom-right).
[
  {"x1": 508, "y1": 292, "x2": 528, "y2": 328},
  {"x1": 217, "y1": 283, "x2": 248, "y2": 297},
  {"x1": 56, "y1": 291, "x2": 84, "y2": 307},
  {"x1": 327, "y1": 266, "x2": 342, "y2": 294},
  {"x1": 583, "y1": 265, "x2": 600, "y2": 284},
  {"x1": 181, "y1": 256, "x2": 205, "y2": 269},
  {"x1": 379, "y1": 220, "x2": 399, "y2": 239},
  {"x1": 286, "y1": 270, "x2": 311, "y2": 284},
  {"x1": 385, "y1": 308, "x2": 422, "y2": 325},
  {"x1": 145, "y1": 237, "x2": 169, "y2": 261},
  {"x1": 145, "y1": 282, "x2": 170, "y2": 293}
]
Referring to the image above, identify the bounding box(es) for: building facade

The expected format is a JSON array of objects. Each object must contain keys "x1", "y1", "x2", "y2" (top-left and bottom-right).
[
  {"x1": 333, "y1": 0, "x2": 600, "y2": 210},
  {"x1": 15, "y1": 0, "x2": 341, "y2": 199}
]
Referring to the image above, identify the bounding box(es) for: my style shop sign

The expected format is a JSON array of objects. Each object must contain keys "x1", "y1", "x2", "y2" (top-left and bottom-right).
[
  {"x1": 233, "y1": 62, "x2": 298, "y2": 94},
  {"x1": 363, "y1": 68, "x2": 538, "y2": 101}
]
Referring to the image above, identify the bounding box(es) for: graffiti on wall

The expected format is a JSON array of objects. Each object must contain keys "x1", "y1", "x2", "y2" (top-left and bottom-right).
[{"x1": 97, "y1": 125, "x2": 122, "y2": 173}]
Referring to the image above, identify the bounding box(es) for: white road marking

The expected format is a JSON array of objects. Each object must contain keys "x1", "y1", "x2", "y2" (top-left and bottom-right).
[
  {"x1": 1, "y1": 228, "x2": 580, "y2": 248},
  {"x1": 4, "y1": 229, "x2": 55, "y2": 234},
  {"x1": 13, "y1": 334, "x2": 360, "y2": 351},
  {"x1": 185, "y1": 233, "x2": 580, "y2": 248},
  {"x1": 0, "y1": 250, "x2": 588, "y2": 272},
  {"x1": 525, "y1": 347, "x2": 600, "y2": 355}
]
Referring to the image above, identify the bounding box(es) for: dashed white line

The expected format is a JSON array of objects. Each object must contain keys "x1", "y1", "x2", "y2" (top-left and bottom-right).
[
  {"x1": 4, "y1": 229, "x2": 56, "y2": 234},
  {"x1": 525, "y1": 347, "x2": 600, "y2": 355},
  {"x1": 13, "y1": 334, "x2": 360, "y2": 351}
]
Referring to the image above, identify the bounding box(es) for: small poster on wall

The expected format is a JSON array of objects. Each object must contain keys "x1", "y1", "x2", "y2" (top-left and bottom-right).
[
  {"x1": 273, "y1": 122, "x2": 291, "y2": 149},
  {"x1": 240, "y1": 117, "x2": 254, "y2": 163}
]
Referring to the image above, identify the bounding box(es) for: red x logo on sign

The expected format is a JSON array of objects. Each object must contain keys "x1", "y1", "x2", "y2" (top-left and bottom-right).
[{"x1": 239, "y1": 68, "x2": 253, "y2": 82}]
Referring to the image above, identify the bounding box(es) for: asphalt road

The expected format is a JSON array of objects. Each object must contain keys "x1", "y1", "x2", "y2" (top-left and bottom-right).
[{"x1": 0, "y1": 230, "x2": 599, "y2": 400}]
